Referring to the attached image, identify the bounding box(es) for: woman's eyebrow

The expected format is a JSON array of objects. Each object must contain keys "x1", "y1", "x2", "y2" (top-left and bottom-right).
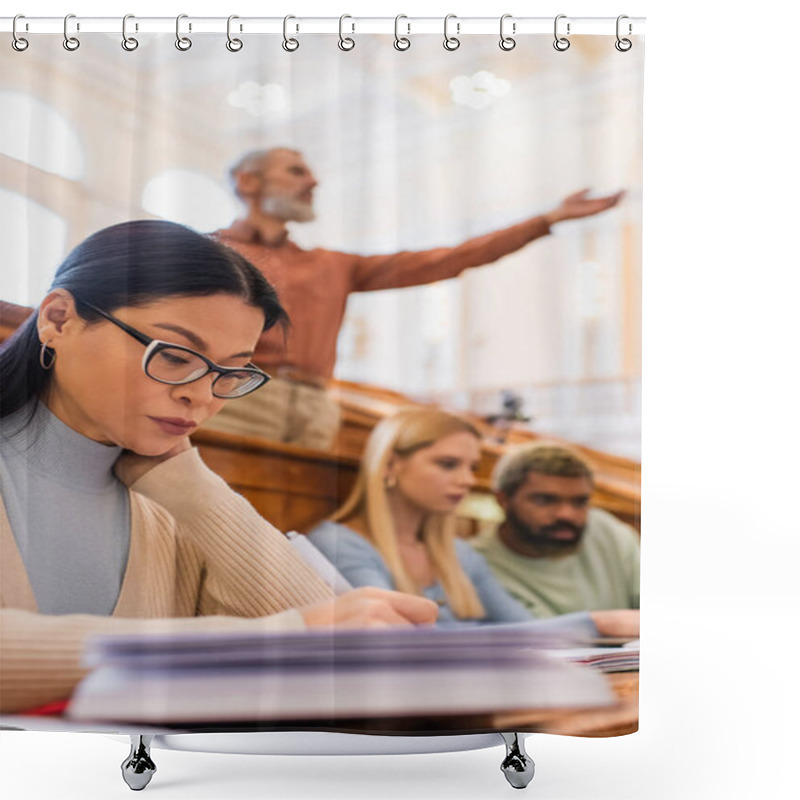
[
  {"x1": 152, "y1": 323, "x2": 253, "y2": 359},
  {"x1": 152, "y1": 323, "x2": 207, "y2": 350}
]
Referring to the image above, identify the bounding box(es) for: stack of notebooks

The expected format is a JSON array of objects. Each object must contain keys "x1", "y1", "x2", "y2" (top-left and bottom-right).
[
  {"x1": 67, "y1": 625, "x2": 616, "y2": 726},
  {"x1": 554, "y1": 639, "x2": 640, "y2": 673}
]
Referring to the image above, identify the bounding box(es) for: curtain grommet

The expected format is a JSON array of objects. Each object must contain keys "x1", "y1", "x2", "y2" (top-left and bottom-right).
[
  {"x1": 553, "y1": 14, "x2": 570, "y2": 51},
  {"x1": 175, "y1": 14, "x2": 192, "y2": 51},
  {"x1": 394, "y1": 15, "x2": 411, "y2": 51},
  {"x1": 499, "y1": 14, "x2": 516, "y2": 51},
  {"x1": 121, "y1": 14, "x2": 139, "y2": 51},
  {"x1": 282, "y1": 15, "x2": 299, "y2": 52},
  {"x1": 63, "y1": 14, "x2": 80, "y2": 51},
  {"x1": 338, "y1": 14, "x2": 355, "y2": 51},
  {"x1": 226, "y1": 15, "x2": 243, "y2": 52},
  {"x1": 615, "y1": 15, "x2": 633, "y2": 51},
  {"x1": 443, "y1": 14, "x2": 460, "y2": 51},
  {"x1": 12, "y1": 14, "x2": 29, "y2": 51}
]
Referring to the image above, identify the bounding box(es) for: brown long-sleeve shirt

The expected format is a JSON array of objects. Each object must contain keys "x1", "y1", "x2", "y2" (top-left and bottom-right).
[{"x1": 213, "y1": 215, "x2": 552, "y2": 379}]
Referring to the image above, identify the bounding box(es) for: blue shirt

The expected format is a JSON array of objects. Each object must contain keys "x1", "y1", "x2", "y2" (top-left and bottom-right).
[{"x1": 308, "y1": 520, "x2": 535, "y2": 626}]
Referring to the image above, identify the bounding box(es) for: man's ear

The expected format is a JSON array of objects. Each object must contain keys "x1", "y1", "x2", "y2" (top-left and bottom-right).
[
  {"x1": 236, "y1": 171, "x2": 262, "y2": 201},
  {"x1": 37, "y1": 290, "x2": 80, "y2": 347},
  {"x1": 495, "y1": 490, "x2": 511, "y2": 512}
]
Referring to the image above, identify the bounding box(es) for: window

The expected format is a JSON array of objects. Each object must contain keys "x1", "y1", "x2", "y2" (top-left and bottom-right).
[
  {"x1": 0, "y1": 190, "x2": 67, "y2": 306},
  {"x1": 0, "y1": 91, "x2": 84, "y2": 180},
  {"x1": 141, "y1": 169, "x2": 237, "y2": 232}
]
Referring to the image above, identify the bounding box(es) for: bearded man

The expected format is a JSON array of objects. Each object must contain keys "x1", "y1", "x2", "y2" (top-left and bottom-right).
[
  {"x1": 208, "y1": 148, "x2": 624, "y2": 449},
  {"x1": 471, "y1": 443, "x2": 640, "y2": 618}
]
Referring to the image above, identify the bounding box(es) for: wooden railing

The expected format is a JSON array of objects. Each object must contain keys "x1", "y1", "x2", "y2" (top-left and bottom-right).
[
  {"x1": 191, "y1": 428, "x2": 360, "y2": 533},
  {"x1": 0, "y1": 301, "x2": 32, "y2": 342},
  {"x1": 331, "y1": 379, "x2": 641, "y2": 531}
]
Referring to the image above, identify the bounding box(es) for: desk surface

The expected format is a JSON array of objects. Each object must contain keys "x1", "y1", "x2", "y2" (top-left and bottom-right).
[
  {"x1": 2, "y1": 673, "x2": 637, "y2": 738},
  {"x1": 496, "y1": 672, "x2": 639, "y2": 737}
]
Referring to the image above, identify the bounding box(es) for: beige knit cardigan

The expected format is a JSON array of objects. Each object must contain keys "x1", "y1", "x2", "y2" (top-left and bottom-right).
[{"x1": 0, "y1": 447, "x2": 333, "y2": 713}]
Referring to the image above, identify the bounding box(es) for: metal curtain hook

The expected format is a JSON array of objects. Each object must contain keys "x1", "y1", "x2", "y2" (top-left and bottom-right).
[
  {"x1": 175, "y1": 14, "x2": 192, "y2": 51},
  {"x1": 338, "y1": 14, "x2": 355, "y2": 51},
  {"x1": 226, "y1": 15, "x2": 243, "y2": 51},
  {"x1": 122, "y1": 14, "x2": 139, "y2": 51},
  {"x1": 615, "y1": 15, "x2": 632, "y2": 51},
  {"x1": 394, "y1": 14, "x2": 410, "y2": 51},
  {"x1": 499, "y1": 14, "x2": 516, "y2": 51},
  {"x1": 282, "y1": 15, "x2": 299, "y2": 51},
  {"x1": 553, "y1": 14, "x2": 570, "y2": 51},
  {"x1": 443, "y1": 14, "x2": 460, "y2": 51},
  {"x1": 12, "y1": 14, "x2": 29, "y2": 51},
  {"x1": 63, "y1": 14, "x2": 80, "y2": 51}
]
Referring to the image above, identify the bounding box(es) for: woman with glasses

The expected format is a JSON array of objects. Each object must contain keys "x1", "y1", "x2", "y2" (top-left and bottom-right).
[
  {"x1": 0, "y1": 220, "x2": 436, "y2": 714},
  {"x1": 309, "y1": 408, "x2": 638, "y2": 636}
]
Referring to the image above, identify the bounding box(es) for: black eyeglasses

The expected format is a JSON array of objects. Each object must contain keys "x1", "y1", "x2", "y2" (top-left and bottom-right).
[{"x1": 76, "y1": 299, "x2": 270, "y2": 399}]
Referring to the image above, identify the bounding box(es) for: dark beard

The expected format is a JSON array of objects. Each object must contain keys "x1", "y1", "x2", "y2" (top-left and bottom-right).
[{"x1": 506, "y1": 510, "x2": 585, "y2": 557}]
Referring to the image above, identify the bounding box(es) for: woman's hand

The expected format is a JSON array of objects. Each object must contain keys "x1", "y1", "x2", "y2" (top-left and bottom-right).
[
  {"x1": 114, "y1": 438, "x2": 193, "y2": 486},
  {"x1": 589, "y1": 609, "x2": 640, "y2": 639},
  {"x1": 300, "y1": 587, "x2": 439, "y2": 629}
]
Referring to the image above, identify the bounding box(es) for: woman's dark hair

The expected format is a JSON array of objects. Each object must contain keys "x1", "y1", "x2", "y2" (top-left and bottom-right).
[{"x1": 0, "y1": 219, "x2": 288, "y2": 419}]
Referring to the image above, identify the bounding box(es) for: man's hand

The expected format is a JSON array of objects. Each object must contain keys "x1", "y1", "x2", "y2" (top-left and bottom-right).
[
  {"x1": 114, "y1": 438, "x2": 193, "y2": 487},
  {"x1": 545, "y1": 188, "x2": 625, "y2": 226},
  {"x1": 300, "y1": 587, "x2": 439, "y2": 629}
]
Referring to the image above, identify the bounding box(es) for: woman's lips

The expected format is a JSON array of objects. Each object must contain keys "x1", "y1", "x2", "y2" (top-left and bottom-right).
[{"x1": 149, "y1": 417, "x2": 198, "y2": 436}]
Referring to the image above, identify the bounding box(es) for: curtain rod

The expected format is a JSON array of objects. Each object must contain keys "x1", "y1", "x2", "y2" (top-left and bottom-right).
[{"x1": 1, "y1": 16, "x2": 645, "y2": 37}]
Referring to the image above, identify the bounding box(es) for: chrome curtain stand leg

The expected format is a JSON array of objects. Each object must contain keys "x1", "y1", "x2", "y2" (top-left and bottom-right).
[
  {"x1": 121, "y1": 735, "x2": 157, "y2": 791},
  {"x1": 499, "y1": 732, "x2": 535, "y2": 789}
]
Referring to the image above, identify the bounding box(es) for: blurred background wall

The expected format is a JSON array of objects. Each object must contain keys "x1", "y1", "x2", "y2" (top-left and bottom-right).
[{"x1": 0, "y1": 33, "x2": 642, "y2": 457}]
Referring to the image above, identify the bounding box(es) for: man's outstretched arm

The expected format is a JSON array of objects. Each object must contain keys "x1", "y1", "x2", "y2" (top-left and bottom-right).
[{"x1": 351, "y1": 189, "x2": 624, "y2": 292}]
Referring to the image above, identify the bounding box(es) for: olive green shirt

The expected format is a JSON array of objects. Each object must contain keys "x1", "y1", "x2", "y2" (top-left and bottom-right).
[{"x1": 471, "y1": 509, "x2": 640, "y2": 618}]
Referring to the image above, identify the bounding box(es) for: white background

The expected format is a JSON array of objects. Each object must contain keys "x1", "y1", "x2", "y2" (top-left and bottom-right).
[{"x1": 2, "y1": 2, "x2": 799, "y2": 799}]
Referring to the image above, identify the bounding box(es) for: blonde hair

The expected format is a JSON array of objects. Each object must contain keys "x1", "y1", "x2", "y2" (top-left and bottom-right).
[{"x1": 332, "y1": 407, "x2": 487, "y2": 620}]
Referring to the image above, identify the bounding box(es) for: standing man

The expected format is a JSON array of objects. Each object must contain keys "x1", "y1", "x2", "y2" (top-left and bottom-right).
[
  {"x1": 207, "y1": 148, "x2": 624, "y2": 449},
  {"x1": 472, "y1": 442, "x2": 640, "y2": 618}
]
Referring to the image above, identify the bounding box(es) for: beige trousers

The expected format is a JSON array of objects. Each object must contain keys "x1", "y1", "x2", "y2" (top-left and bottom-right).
[{"x1": 203, "y1": 377, "x2": 341, "y2": 450}]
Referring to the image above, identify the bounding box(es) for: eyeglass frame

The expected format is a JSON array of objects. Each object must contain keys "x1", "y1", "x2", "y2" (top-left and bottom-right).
[{"x1": 73, "y1": 298, "x2": 271, "y2": 399}]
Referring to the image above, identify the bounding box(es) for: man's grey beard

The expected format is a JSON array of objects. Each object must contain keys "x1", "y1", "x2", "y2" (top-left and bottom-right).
[{"x1": 260, "y1": 195, "x2": 316, "y2": 223}]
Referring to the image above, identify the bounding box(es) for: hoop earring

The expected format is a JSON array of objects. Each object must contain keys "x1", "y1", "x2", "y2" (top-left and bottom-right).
[
  {"x1": 39, "y1": 341, "x2": 56, "y2": 370},
  {"x1": 384, "y1": 475, "x2": 397, "y2": 490}
]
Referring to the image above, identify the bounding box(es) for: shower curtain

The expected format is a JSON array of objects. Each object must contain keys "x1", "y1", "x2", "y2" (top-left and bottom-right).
[{"x1": 0, "y1": 12, "x2": 644, "y2": 776}]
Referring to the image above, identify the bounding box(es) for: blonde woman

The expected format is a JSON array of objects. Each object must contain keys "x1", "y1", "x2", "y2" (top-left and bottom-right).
[{"x1": 310, "y1": 408, "x2": 529, "y2": 625}]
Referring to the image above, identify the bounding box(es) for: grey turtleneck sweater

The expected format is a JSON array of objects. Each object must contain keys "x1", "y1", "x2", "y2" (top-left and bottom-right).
[{"x1": 0, "y1": 402, "x2": 130, "y2": 615}]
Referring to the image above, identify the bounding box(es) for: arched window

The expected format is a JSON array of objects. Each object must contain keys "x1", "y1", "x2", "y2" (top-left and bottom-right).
[
  {"x1": 0, "y1": 189, "x2": 68, "y2": 306},
  {"x1": 141, "y1": 169, "x2": 237, "y2": 232},
  {"x1": 0, "y1": 91, "x2": 85, "y2": 180}
]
